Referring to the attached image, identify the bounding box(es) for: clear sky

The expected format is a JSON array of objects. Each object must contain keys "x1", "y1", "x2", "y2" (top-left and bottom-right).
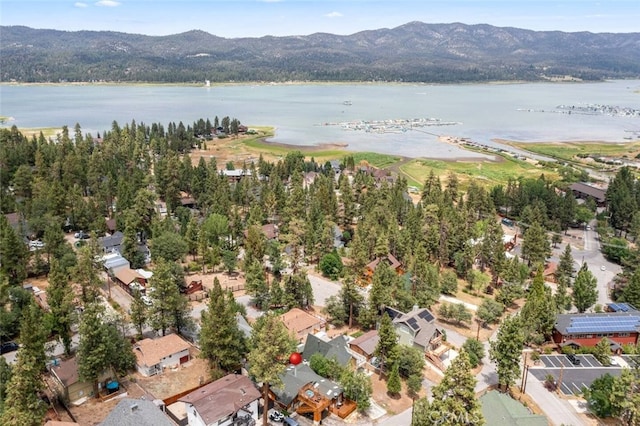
[{"x1": 1, "y1": 0, "x2": 638, "y2": 38}]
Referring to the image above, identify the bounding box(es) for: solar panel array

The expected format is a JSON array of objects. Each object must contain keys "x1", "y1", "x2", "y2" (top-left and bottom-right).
[
  {"x1": 566, "y1": 315, "x2": 640, "y2": 334},
  {"x1": 608, "y1": 303, "x2": 638, "y2": 313},
  {"x1": 406, "y1": 317, "x2": 420, "y2": 331},
  {"x1": 417, "y1": 310, "x2": 434, "y2": 322}
]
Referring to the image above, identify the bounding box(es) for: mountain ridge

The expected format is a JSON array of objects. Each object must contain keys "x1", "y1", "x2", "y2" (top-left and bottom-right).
[{"x1": 2, "y1": 22, "x2": 639, "y2": 83}]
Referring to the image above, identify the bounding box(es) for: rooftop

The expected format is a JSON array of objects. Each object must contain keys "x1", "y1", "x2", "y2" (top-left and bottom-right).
[
  {"x1": 179, "y1": 374, "x2": 260, "y2": 425},
  {"x1": 348, "y1": 330, "x2": 379, "y2": 357},
  {"x1": 279, "y1": 308, "x2": 324, "y2": 337},
  {"x1": 569, "y1": 182, "x2": 607, "y2": 202},
  {"x1": 100, "y1": 398, "x2": 173, "y2": 426},
  {"x1": 134, "y1": 334, "x2": 190, "y2": 367},
  {"x1": 480, "y1": 390, "x2": 547, "y2": 426},
  {"x1": 302, "y1": 334, "x2": 351, "y2": 366},
  {"x1": 274, "y1": 363, "x2": 343, "y2": 406},
  {"x1": 555, "y1": 312, "x2": 640, "y2": 335}
]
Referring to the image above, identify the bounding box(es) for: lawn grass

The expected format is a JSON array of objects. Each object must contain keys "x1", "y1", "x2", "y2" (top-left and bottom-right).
[
  {"x1": 351, "y1": 152, "x2": 401, "y2": 169},
  {"x1": 507, "y1": 141, "x2": 640, "y2": 163},
  {"x1": 400, "y1": 154, "x2": 556, "y2": 190}
]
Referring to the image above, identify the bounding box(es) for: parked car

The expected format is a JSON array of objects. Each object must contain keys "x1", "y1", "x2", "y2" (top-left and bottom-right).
[
  {"x1": 269, "y1": 411, "x2": 285, "y2": 422},
  {"x1": 567, "y1": 354, "x2": 581, "y2": 365},
  {"x1": 0, "y1": 341, "x2": 19, "y2": 354},
  {"x1": 74, "y1": 231, "x2": 90, "y2": 239},
  {"x1": 28, "y1": 240, "x2": 44, "y2": 249},
  {"x1": 141, "y1": 295, "x2": 153, "y2": 306}
]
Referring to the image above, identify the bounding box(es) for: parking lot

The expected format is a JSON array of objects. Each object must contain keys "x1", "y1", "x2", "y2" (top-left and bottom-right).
[
  {"x1": 621, "y1": 355, "x2": 640, "y2": 368},
  {"x1": 529, "y1": 355, "x2": 623, "y2": 395},
  {"x1": 539, "y1": 354, "x2": 602, "y2": 369}
]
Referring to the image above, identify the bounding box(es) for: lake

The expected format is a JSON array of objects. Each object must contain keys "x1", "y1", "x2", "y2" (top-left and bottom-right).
[{"x1": 1, "y1": 80, "x2": 639, "y2": 159}]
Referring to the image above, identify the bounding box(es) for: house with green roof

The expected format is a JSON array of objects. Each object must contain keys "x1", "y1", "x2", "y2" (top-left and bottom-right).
[{"x1": 480, "y1": 390, "x2": 548, "y2": 426}]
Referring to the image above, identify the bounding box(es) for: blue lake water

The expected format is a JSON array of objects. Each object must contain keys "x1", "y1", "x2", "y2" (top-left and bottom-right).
[{"x1": 1, "y1": 81, "x2": 639, "y2": 158}]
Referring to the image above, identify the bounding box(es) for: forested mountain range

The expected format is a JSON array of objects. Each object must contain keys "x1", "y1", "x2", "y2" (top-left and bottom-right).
[{"x1": 2, "y1": 22, "x2": 639, "y2": 83}]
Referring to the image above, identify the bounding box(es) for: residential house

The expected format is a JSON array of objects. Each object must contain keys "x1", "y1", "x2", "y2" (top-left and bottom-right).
[
  {"x1": 569, "y1": 182, "x2": 607, "y2": 206},
  {"x1": 384, "y1": 306, "x2": 447, "y2": 369},
  {"x1": 364, "y1": 254, "x2": 404, "y2": 281},
  {"x1": 102, "y1": 253, "x2": 130, "y2": 272},
  {"x1": 271, "y1": 363, "x2": 355, "y2": 424},
  {"x1": 100, "y1": 398, "x2": 173, "y2": 426},
  {"x1": 221, "y1": 169, "x2": 251, "y2": 183},
  {"x1": 99, "y1": 231, "x2": 124, "y2": 254},
  {"x1": 279, "y1": 308, "x2": 325, "y2": 343},
  {"x1": 49, "y1": 356, "x2": 114, "y2": 404},
  {"x1": 302, "y1": 334, "x2": 352, "y2": 368},
  {"x1": 552, "y1": 312, "x2": 640, "y2": 353},
  {"x1": 105, "y1": 218, "x2": 117, "y2": 234},
  {"x1": 4, "y1": 212, "x2": 29, "y2": 237},
  {"x1": 180, "y1": 374, "x2": 260, "y2": 426},
  {"x1": 112, "y1": 267, "x2": 146, "y2": 294},
  {"x1": 303, "y1": 171, "x2": 319, "y2": 188},
  {"x1": 243, "y1": 223, "x2": 278, "y2": 241},
  {"x1": 543, "y1": 262, "x2": 558, "y2": 283},
  {"x1": 180, "y1": 194, "x2": 197, "y2": 209},
  {"x1": 99, "y1": 231, "x2": 150, "y2": 264},
  {"x1": 134, "y1": 334, "x2": 191, "y2": 377},
  {"x1": 348, "y1": 330, "x2": 379, "y2": 362}
]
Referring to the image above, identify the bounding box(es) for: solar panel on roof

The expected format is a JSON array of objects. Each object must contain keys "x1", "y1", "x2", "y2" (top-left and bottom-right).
[
  {"x1": 406, "y1": 318, "x2": 420, "y2": 330},
  {"x1": 417, "y1": 310, "x2": 434, "y2": 322}
]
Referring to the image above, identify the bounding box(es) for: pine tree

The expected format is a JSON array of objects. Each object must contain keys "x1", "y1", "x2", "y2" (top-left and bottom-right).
[
  {"x1": 573, "y1": 263, "x2": 598, "y2": 313},
  {"x1": 47, "y1": 258, "x2": 76, "y2": 355},
  {"x1": 248, "y1": 314, "x2": 297, "y2": 426},
  {"x1": 414, "y1": 351, "x2": 484, "y2": 426},
  {"x1": 148, "y1": 258, "x2": 190, "y2": 336},
  {"x1": 374, "y1": 312, "x2": 398, "y2": 373},
  {"x1": 199, "y1": 278, "x2": 246, "y2": 377},
  {"x1": 245, "y1": 259, "x2": 270, "y2": 310},
  {"x1": 129, "y1": 289, "x2": 148, "y2": 339},
  {"x1": 554, "y1": 276, "x2": 572, "y2": 313},
  {"x1": 78, "y1": 302, "x2": 114, "y2": 397},
  {"x1": 557, "y1": 244, "x2": 575, "y2": 285},
  {"x1": 386, "y1": 362, "x2": 401, "y2": 396},
  {"x1": 0, "y1": 215, "x2": 28, "y2": 286},
  {"x1": 72, "y1": 244, "x2": 102, "y2": 304},
  {"x1": 621, "y1": 268, "x2": 640, "y2": 309},
  {"x1": 0, "y1": 304, "x2": 47, "y2": 425},
  {"x1": 520, "y1": 268, "x2": 556, "y2": 344},
  {"x1": 490, "y1": 314, "x2": 524, "y2": 391},
  {"x1": 522, "y1": 221, "x2": 551, "y2": 267}
]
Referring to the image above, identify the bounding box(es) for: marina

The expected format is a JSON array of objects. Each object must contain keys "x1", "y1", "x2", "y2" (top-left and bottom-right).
[{"x1": 321, "y1": 117, "x2": 460, "y2": 134}]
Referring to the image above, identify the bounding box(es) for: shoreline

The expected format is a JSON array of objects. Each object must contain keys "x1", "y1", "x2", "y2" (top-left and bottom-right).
[{"x1": 0, "y1": 78, "x2": 616, "y2": 89}]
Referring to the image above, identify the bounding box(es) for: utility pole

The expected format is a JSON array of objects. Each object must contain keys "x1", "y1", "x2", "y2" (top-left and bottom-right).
[
  {"x1": 557, "y1": 364, "x2": 565, "y2": 395},
  {"x1": 520, "y1": 352, "x2": 528, "y2": 393}
]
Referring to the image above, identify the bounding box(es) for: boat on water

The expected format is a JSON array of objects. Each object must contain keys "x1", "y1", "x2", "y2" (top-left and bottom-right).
[{"x1": 343, "y1": 100, "x2": 352, "y2": 106}]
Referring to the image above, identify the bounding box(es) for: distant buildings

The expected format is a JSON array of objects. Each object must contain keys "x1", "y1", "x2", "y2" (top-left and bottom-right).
[{"x1": 552, "y1": 311, "x2": 640, "y2": 352}]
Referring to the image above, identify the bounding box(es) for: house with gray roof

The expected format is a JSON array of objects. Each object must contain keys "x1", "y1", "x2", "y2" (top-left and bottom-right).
[
  {"x1": 302, "y1": 334, "x2": 352, "y2": 367},
  {"x1": 348, "y1": 330, "x2": 379, "y2": 361},
  {"x1": 100, "y1": 398, "x2": 173, "y2": 426},
  {"x1": 384, "y1": 306, "x2": 443, "y2": 352},
  {"x1": 271, "y1": 363, "x2": 349, "y2": 423},
  {"x1": 180, "y1": 374, "x2": 260, "y2": 426},
  {"x1": 569, "y1": 182, "x2": 607, "y2": 206}
]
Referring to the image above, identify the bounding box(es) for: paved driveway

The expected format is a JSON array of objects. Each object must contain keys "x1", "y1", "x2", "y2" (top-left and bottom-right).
[{"x1": 530, "y1": 355, "x2": 622, "y2": 395}]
